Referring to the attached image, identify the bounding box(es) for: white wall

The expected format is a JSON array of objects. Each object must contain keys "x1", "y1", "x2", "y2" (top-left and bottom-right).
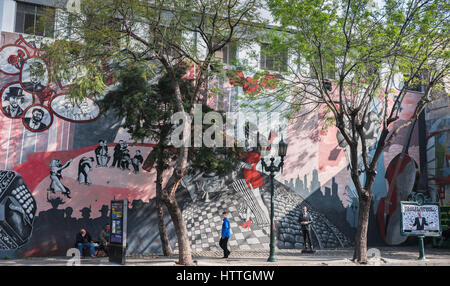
[{"x1": 1, "y1": 0, "x2": 17, "y2": 33}]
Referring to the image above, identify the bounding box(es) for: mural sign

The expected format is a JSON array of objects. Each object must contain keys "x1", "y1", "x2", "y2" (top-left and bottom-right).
[{"x1": 400, "y1": 201, "x2": 441, "y2": 237}]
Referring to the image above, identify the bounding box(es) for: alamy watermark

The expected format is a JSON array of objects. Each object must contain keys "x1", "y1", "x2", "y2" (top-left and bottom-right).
[{"x1": 170, "y1": 104, "x2": 286, "y2": 148}]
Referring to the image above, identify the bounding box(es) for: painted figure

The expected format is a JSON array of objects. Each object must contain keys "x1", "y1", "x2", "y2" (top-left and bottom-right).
[
  {"x1": 24, "y1": 108, "x2": 47, "y2": 131},
  {"x1": 110, "y1": 140, "x2": 126, "y2": 168},
  {"x1": 120, "y1": 149, "x2": 131, "y2": 170},
  {"x1": 62, "y1": 98, "x2": 74, "y2": 118},
  {"x1": 78, "y1": 157, "x2": 94, "y2": 185},
  {"x1": 73, "y1": 101, "x2": 93, "y2": 121},
  {"x1": 3, "y1": 86, "x2": 25, "y2": 117},
  {"x1": 95, "y1": 139, "x2": 110, "y2": 167},
  {"x1": 232, "y1": 147, "x2": 270, "y2": 229},
  {"x1": 22, "y1": 62, "x2": 47, "y2": 93},
  {"x1": 48, "y1": 159, "x2": 73, "y2": 198},
  {"x1": 132, "y1": 150, "x2": 144, "y2": 174}
]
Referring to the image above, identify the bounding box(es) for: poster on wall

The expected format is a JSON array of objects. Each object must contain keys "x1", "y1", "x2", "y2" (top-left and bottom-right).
[{"x1": 401, "y1": 202, "x2": 441, "y2": 236}]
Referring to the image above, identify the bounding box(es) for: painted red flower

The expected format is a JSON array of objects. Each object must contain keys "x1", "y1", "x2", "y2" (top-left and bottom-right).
[{"x1": 8, "y1": 55, "x2": 19, "y2": 66}]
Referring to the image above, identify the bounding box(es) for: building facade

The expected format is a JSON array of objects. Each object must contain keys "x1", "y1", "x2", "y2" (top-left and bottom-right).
[{"x1": 0, "y1": 0, "x2": 448, "y2": 257}]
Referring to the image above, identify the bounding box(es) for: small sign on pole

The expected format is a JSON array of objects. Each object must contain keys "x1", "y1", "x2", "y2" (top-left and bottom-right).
[
  {"x1": 400, "y1": 201, "x2": 441, "y2": 260},
  {"x1": 109, "y1": 199, "x2": 128, "y2": 265}
]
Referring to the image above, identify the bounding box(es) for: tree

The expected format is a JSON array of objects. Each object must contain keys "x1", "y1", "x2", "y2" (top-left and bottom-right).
[
  {"x1": 100, "y1": 63, "x2": 176, "y2": 256},
  {"x1": 101, "y1": 62, "x2": 243, "y2": 257},
  {"x1": 257, "y1": 0, "x2": 449, "y2": 263},
  {"x1": 40, "y1": 0, "x2": 261, "y2": 264}
]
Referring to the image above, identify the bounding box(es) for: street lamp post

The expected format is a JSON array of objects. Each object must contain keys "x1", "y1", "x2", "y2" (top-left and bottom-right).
[{"x1": 259, "y1": 138, "x2": 288, "y2": 262}]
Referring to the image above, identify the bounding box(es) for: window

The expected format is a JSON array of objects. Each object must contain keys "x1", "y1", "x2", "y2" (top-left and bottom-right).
[
  {"x1": 260, "y1": 43, "x2": 288, "y2": 72},
  {"x1": 215, "y1": 42, "x2": 237, "y2": 65},
  {"x1": 15, "y1": 1, "x2": 55, "y2": 37}
]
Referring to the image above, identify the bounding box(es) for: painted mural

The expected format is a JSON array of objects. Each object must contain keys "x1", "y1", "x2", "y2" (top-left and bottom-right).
[{"x1": 0, "y1": 30, "x2": 442, "y2": 258}]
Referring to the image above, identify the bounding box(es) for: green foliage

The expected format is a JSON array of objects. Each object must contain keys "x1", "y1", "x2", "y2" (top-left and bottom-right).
[
  {"x1": 263, "y1": 0, "x2": 448, "y2": 125},
  {"x1": 101, "y1": 62, "x2": 242, "y2": 175}
]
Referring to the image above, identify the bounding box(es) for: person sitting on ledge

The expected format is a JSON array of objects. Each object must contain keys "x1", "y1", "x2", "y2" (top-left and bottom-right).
[
  {"x1": 98, "y1": 224, "x2": 111, "y2": 256},
  {"x1": 75, "y1": 228, "x2": 96, "y2": 258},
  {"x1": 438, "y1": 223, "x2": 450, "y2": 248}
]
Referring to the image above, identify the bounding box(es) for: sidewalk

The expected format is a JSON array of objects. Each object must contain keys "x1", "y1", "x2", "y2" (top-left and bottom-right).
[{"x1": 0, "y1": 247, "x2": 449, "y2": 266}]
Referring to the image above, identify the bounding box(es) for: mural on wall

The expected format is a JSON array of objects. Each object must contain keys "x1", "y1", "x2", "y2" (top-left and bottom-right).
[
  {"x1": 376, "y1": 120, "x2": 419, "y2": 245},
  {"x1": 1, "y1": 85, "x2": 34, "y2": 118},
  {"x1": 0, "y1": 170, "x2": 36, "y2": 250},
  {"x1": 50, "y1": 94, "x2": 101, "y2": 123},
  {"x1": 426, "y1": 115, "x2": 450, "y2": 206},
  {"x1": 0, "y1": 33, "x2": 102, "y2": 133},
  {"x1": 0, "y1": 30, "x2": 440, "y2": 257}
]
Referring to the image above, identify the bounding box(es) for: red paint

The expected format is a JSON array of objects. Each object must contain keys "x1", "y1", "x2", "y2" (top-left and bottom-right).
[
  {"x1": 242, "y1": 151, "x2": 263, "y2": 189},
  {"x1": 13, "y1": 142, "x2": 156, "y2": 192},
  {"x1": 377, "y1": 153, "x2": 418, "y2": 243}
]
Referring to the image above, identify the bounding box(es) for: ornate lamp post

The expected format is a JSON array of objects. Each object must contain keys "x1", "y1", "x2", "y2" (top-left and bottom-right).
[{"x1": 259, "y1": 138, "x2": 288, "y2": 262}]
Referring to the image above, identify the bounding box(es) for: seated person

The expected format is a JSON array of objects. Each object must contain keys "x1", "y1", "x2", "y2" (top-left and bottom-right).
[
  {"x1": 438, "y1": 223, "x2": 450, "y2": 248},
  {"x1": 98, "y1": 224, "x2": 111, "y2": 256},
  {"x1": 75, "y1": 228, "x2": 96, "y2": 258}
]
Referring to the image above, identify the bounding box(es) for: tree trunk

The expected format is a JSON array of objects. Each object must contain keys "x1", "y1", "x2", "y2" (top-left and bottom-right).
[
  {"x1": 156, "y1": 165, "x2": 173, "y2": 256},
  {"x1": 163, "y1": 196, "x2": 193, "y2": 265},
  {"x1": 352, "y1": 188, "x2": 373, "y2": 264}
]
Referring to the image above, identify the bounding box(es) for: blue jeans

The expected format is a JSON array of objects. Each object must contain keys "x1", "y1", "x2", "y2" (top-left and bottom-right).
[{"x1": 77, "y1": 242, "x2": 95, "y2": 257}]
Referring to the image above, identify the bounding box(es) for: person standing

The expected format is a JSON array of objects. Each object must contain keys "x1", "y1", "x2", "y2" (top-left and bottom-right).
[
  {"x1": 219, "y1": 212, "x2": 231, "y2": 258},
  {"x1": 299, "y1": 205, "x2": 314, "y2": 251}
]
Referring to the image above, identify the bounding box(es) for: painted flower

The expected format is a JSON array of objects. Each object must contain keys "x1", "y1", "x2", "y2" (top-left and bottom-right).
[{"x1": 8, "y1": 55, "x2": 19, "y2": 66}]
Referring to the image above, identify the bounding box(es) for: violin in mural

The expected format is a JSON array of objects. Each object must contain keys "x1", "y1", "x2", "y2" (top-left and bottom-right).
[{"x1": 377, "y1": 119, "x2": 419, "y2": 245}]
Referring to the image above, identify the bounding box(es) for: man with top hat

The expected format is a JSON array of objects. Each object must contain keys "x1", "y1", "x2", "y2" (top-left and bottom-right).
[{"x1": 3, "y1": 86, "x2": 25, "y2": 118}]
